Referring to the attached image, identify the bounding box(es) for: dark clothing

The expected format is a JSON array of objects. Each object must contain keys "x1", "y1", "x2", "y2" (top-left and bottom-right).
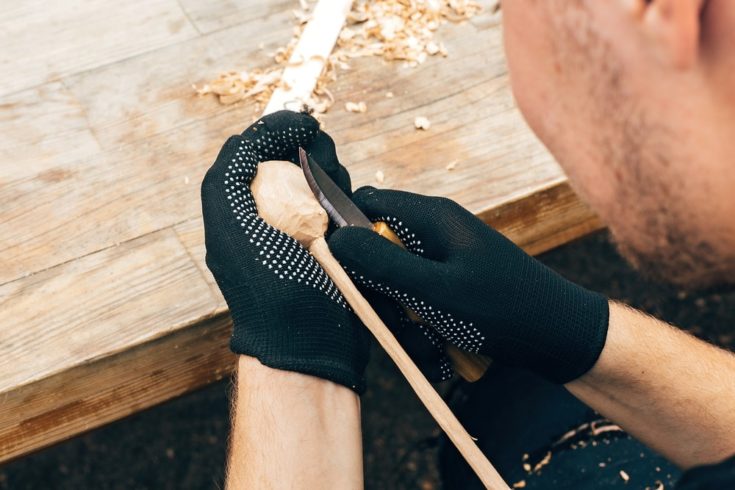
[
  {"x1": 678, "y1": 455, "x2": 735, "y2": 490},
  {"x1": 439, "y1": 365, "x2": 734, "y2": 489}
]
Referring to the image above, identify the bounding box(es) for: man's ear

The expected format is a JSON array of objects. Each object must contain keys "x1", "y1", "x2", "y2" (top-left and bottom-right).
[{"x1": 636, "y1": 0, "x2": 703, "y2": 69}]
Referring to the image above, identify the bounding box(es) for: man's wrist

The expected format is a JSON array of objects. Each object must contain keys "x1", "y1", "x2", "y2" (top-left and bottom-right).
[
  {"x1": 229, "y1": 355, "x2": 364, "y2": 489},
  {"x1": 566, "y1": 301, "x2": 636, "y2": 387}
]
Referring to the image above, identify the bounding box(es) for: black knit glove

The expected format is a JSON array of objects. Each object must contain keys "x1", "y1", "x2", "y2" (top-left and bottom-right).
[
  {"x1": 328, "y1": 187, "x2": 609, "y2": 384},
  {"x1": 201, "y1": 111, "x2": 370, "y2": 393}
]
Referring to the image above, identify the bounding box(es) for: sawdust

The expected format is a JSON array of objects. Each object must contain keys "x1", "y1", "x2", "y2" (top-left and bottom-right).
[
  {"x1": 345, "y1": 101, "x2": 367, "y2": 113},
  {"x1": 532, "y1": 451, "x2": 552, "y2": 473},
  {"x1": 619, "y1": 470, "x2": 630, "y2": 483},
  {"x1": 194, "y1": 0, "x2": 488, "y2": 113},
  {"x1": 414, "y1": 116, "x2": 431, "y2": 130}
]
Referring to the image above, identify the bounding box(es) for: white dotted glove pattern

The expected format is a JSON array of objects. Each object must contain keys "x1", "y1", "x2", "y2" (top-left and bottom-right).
[
  {"x1": 350, "y1": 215, "x2": 487, "y2": 381},
  {"x1": 222, "y1": 120, "x2": 347, "y2": 308}
]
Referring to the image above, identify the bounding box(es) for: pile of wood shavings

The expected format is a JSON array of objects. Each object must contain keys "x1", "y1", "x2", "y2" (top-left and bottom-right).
[
  {"x1": 195, "y1": 0, "x2": 486, "y2": 113},
  {"x1": 337, "y1": 0, "x2": 483, "y2": 66}
]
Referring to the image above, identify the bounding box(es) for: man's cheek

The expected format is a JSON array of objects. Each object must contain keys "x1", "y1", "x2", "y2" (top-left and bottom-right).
[{"x1": 502, "y1": 10, "x2": 561, "y2": 143}]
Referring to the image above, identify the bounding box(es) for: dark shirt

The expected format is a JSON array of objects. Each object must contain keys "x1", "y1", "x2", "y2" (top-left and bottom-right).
[
  {"x1": 677, "y1": 454, "x2": 735, "y2": 489},
  {"x1": 440, "y1": 365, "x2": 735, "y2": 489}
]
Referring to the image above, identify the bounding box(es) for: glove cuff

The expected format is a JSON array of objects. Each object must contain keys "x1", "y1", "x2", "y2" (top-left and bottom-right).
[
  {"x1": 541, "y1": 290, "x2": 609, "y2": 384},
  {"x1": 224, "y1": 282, "x2": 370, "y2": 394}
]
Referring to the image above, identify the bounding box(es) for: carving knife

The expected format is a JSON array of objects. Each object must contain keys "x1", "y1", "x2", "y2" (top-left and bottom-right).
[{"x1": 298, "y1": 147, "x2": 491, "y2": 382}]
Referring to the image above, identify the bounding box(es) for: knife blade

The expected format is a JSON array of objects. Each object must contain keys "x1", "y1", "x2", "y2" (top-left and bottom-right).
[
  {"x1": 297, "y1": 146, "x2": 491, "y2": 382},
  {"x1": 298, "y1": 147, "x2": 374, "y2": 230}
]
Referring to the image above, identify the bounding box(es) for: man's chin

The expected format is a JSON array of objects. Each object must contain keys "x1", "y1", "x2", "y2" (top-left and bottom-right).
[{"x1": 611, "y1": 232, "x2": 734, "y2": 292}]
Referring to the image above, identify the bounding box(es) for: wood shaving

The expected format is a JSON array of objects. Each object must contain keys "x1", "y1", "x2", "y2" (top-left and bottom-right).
[
  {"x1": 590, "y1": 421, "x2": 624, "y2": 436},
  {"x1": 385, "y1": 91, "x2": 394, "y2": 98},
  {"x1": 341, "y1": 0, "x2": 481, "y2": 66},
  {"x1": 414, "y1": 116, "x2": 431, "y2": 130},
  {"x1": 445, "y1": 160, "x2": 458, "y2": 170},
  {"x1": 345, "y1": 101, "x2": 367, "y2": 113},
  {"x1": 532, "y1": 451, "x2": 552, "y2": 473},
  {"x1": 619, "y1": 470, "x2": 630, "y2": 483},
  {"x1": 195, "y1": 0, "x2": 484, "y2": 112},
  {"x1": 375, "y1": 170, "x2": 385, "y2": 183},
  {"x1": 512, "y1": 481, "x2": 526, "y2": 489}
]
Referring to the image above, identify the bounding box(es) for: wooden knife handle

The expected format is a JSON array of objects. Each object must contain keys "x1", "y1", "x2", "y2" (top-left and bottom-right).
[{"x1": 372, "y1": 221, "x2": 492, "y2": 382}]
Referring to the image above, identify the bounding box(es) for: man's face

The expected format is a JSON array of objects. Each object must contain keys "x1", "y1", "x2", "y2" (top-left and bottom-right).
[{"x1": 502, "y1": 0, "x2": 735, "y2": 288}]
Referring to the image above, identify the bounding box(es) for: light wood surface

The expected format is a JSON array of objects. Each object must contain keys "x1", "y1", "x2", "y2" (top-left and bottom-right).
[{"x1": 0, "y1": 0, "x2": 602, "y2": 463}]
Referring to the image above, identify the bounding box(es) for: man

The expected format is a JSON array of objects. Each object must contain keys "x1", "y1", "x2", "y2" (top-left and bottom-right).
[{"x1": 201, "y1": 0, "x2": 735, "y2": 487}]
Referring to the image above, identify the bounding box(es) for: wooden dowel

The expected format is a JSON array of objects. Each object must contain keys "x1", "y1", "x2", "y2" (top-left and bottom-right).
[{"x1": 263, "y1": 0, "x2": 353, "y2": 115}]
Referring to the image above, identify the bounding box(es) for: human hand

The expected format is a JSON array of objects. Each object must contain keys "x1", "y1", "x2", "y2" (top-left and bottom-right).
[
  {"x1": 328, "y1": 187, "x2": 609, "y2": 384},
  {"x1": 201, "y1": 111, "x2": 370, "y2": 393}
]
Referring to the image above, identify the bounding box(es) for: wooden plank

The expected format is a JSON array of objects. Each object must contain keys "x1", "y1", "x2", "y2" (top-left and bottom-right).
[
  {"x1": 178, "y1": 0, "x2": 295, "y2": 34},
  {"x1": 0, "y1": 227, "x2": 225, "y2": 462},
  {"x1": 0, "y1": 111, "x2": 234, "y2": 285},
  {"x1": 0, "y1": 228, "x2": 217, "y2": 393},
  {"x1": 0, "y1": 0, "x2": 564, "y2": 287},
  {"x1": 0, "y1": 314, "x2": 234, "y2": 464},
  {"x1": 0, "y1": 0, "x2": 198, "y2": 97},
  {"x1": 0, "y1": 0, "x2": 606, "y2": 465},
  {"x1": 64, "y1": 13, "x2": 294, "y2": 150},
  {"x1": 173, "y1": 218, "x2": 226, "y2": 312},
  {"x1": 0, "y1": 11, "x2": 296, "y2": 285},
  {"x1": 481, "y1": 182, "x2": 604, "y2": 256},
  {"x1": 0, "y1": 82, "x2": 101, "y2": 181}
]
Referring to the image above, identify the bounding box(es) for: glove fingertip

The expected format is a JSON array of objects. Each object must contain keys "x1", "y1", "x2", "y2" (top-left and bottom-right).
[
  {"x1": 327, "y1": 227, "x2": 394, "y2": 274},
  {"x1": 240, "y1": 111, "x2": 321, "y2": 158}
]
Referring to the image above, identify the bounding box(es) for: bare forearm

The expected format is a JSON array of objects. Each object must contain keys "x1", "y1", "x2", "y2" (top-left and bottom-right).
[
  {"x1": 227, "y1": 356, "x2": 364, "y2": 489},
  {"x1": 566, "y1": 301, "x2": 735, "y2": 468}
]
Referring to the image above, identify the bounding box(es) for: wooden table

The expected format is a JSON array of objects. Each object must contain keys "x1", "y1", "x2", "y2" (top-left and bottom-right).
[{"x1": 0, "y1": 0, "x2": 601, "y2": 463}]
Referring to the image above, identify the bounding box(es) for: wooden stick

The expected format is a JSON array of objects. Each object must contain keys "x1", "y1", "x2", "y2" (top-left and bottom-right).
[
  {"x1": 263, "y1": 0, "x2": 353, "y2": 115},
  {"x1": 308, "y1": 237, "x2": 509, "y2": 489}
]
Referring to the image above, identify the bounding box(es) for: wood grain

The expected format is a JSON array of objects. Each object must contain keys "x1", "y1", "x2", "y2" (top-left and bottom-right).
[
  {"x1": 0, "y1": 82, "x2": 101, "y2": 180},
  {"x1": 178, "y1": 0, "x2": 295, "y2": 34},
  {"x1": 0, "y1": 229, "x2": 217, "y2": 392},
  {"x1": 481, "y1": 181, "x2": 604, "y2": 256},
  {"x1": 0, "y1": 0, "x2": 198, "y2": 97},
  {"x1": 64, "y1": 13, "x2": 294, "y2": 150},
  {"x1": 0, "y1": 0, "x2": 605, "y2": 465},
  {"x1": 0, "y1": 229, "x2": 224, "y2": 462},
  {"x1": 0, "y1": 9, "x2": 296, "y2": 285},
  {"x1": 0, "y1": 313, "x2": 235, "y2": 464},
  {"x1": 173, "y1": 218, "x2": 227, "y2": 312}
]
